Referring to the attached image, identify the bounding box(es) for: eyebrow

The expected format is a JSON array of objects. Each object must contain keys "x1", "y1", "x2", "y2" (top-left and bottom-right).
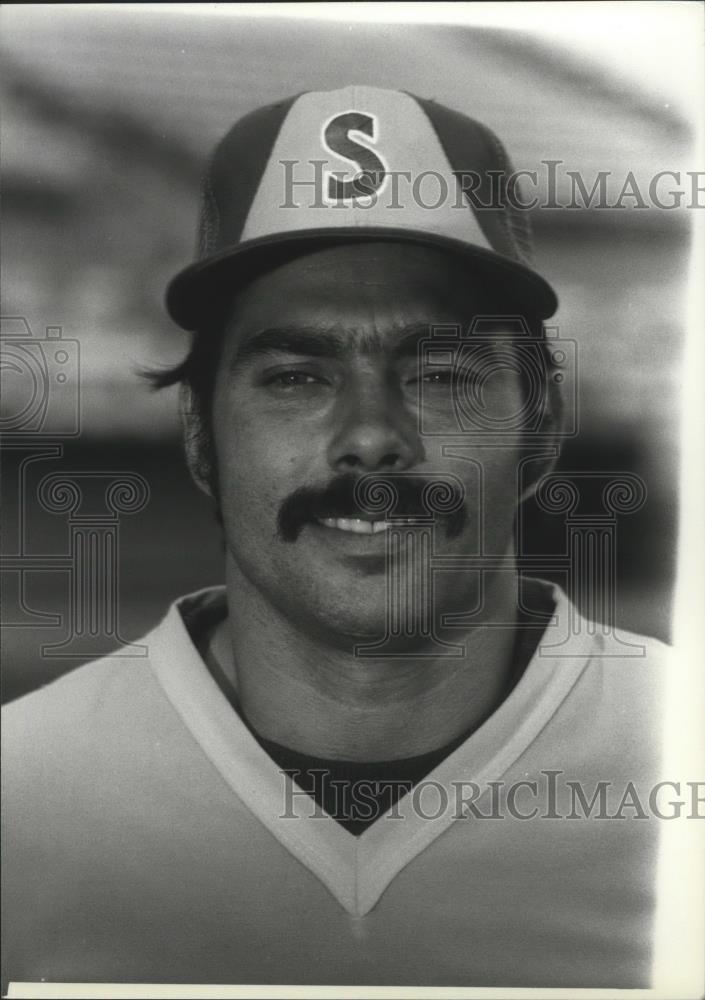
[{"x1": 228, "y1": 324, "x2": 434, "y2": 373}]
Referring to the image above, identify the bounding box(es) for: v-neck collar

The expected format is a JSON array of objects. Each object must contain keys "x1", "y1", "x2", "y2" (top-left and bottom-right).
[{"x1": 147, "y1": 582, "x2": 594, "y2": 917}]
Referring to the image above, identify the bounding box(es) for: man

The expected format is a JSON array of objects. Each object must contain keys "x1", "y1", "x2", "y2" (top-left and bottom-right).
[{"x1": 2, "y1": 87, "x2": 667, "y2": 990}]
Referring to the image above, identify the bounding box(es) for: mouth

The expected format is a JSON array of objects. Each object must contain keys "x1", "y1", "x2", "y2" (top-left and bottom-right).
[
  {"x1": 309, "y1": 516, "x2": 411, "y2": 574},
  {"x1": 316, "y1": 516, "x2": 430, "y2": 535},
  {"x1": 317, "y1": 517, "x2": 390, "y2": 535},
  {"x1": 297, "y1": 512, "x2": 458, "y2": 574},
  {"x1": 278, "y1": 474, "x2": 467, "y2": 544}
]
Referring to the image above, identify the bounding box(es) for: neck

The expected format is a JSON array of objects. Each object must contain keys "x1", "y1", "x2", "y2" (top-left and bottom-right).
[{"x1": 213, "y1": 557, "x2": 520, "y2": 762}]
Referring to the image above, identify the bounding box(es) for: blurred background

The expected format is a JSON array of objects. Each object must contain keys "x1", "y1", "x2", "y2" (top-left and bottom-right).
[{"x1": 1, "y1": 4, "x2": 698, "y2": 701}]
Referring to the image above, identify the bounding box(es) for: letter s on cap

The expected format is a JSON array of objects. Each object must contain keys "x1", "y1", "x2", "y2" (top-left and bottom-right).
[{"x1": 322, "y1": 111, "x2": 388, "y2": 202}]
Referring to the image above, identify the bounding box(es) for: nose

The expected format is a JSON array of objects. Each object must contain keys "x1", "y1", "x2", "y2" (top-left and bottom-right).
[{"x1": 327, "y1": 376, "x2": 424, "y2": 474}]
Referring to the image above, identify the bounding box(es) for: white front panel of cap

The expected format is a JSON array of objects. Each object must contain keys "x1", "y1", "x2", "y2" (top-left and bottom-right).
[{"x1": 240, "y1": 86, "x2": 492, "y2": 250}]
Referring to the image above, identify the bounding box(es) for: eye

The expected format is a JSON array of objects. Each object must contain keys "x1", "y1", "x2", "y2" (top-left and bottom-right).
[
  {"x1": 405, "y1": 368, "x2": 455, "y2": 387},
  {"x1": 263, "y1": 369, "x2": 327, "y2": 390},
  {"x1": 421, "y1": 369, "x2": 454, "y2": 385}
]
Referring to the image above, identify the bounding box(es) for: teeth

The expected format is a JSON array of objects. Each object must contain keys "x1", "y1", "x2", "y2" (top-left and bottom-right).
[{"x1": 318, "y1": 518, "x2": 391, "y2": 534}]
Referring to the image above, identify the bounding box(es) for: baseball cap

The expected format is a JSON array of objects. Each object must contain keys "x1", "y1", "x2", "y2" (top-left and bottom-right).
[{"x1": 166, "y1": 85, "x2": 558, "y2": 330}]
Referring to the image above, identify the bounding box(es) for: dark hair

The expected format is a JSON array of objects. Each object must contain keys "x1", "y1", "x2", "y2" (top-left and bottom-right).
[
  {"x1": 143, "y1": 319, "x2": 227, "y2": 503},
  {"x1": 144, "y1": 321, "x2": 225, "y2": 398}
]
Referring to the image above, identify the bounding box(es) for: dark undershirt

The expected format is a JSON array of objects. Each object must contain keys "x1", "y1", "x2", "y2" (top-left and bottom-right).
[
  {"x1": 194, "y1": 579, "x2": 555, "y2": 835},
  {"x1": 255, "y1": 729, "x2": 477, "y2": 836}
]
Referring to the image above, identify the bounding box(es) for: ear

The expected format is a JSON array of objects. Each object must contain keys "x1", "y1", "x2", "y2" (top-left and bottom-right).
[{"x1": 179, "y1": 383, "x2": 214, "y2": 498}]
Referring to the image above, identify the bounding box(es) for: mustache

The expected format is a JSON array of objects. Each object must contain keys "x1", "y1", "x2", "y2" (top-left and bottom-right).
[{"x1": 277, "y1": 473, "x2": 467, "y2": 542}]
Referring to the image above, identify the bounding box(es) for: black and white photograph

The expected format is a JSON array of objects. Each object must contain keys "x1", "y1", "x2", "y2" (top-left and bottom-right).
[{"x1": 1, "y1": 3, "x2": 704, "y2": 997}]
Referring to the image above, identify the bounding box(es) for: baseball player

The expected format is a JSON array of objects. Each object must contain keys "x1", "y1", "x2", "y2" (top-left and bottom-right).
[{"x1": 2, "y1": 87, "x2": 669, "y2": 990}]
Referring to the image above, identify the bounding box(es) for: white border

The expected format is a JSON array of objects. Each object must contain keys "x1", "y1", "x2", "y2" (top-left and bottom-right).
[{"x1": 3, "y1": 3, "x2": 704, "y2": 998}]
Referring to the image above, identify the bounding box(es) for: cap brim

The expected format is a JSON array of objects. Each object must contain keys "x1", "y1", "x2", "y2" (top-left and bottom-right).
[{"x1": 165, "y1": 228, "x2": 558, "y2": 331}]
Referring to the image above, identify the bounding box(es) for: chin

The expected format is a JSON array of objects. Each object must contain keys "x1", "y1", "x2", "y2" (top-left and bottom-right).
[
  {"x1": 281, "y1": 585, "x2": 394, "y2": 649},
  {"x1": 277, "y1": 575, "x2": 467, "y2": 654}
]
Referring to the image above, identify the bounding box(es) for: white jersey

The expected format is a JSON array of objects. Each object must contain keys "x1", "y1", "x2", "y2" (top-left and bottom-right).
[{"x1": 2, "y1": 581, "x2": 667, "y2": 989}]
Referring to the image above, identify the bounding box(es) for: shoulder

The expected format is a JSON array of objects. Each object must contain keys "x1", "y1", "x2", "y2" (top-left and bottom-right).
[
  {"x1": 1, "y1": 587, "x2": 225, "y2": 777},
  {"x1": 3, "y1": 652, "x2": 150, "y2": 736},
  {"x1": 532, "y1": 581, "x2": 672, "y2": 736},
  {"x1": 530, "y1": 579, "x2": 671, "y2": 672},
  {"x1": 563, "y1": 616, "x2": 670, "y2": 767},
  {"x1": 1, "y1": 647, "x2": 159, "y2": 800},
  {"x1": 588, "y1": 626, "x2": 672, "y2": 692}
]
